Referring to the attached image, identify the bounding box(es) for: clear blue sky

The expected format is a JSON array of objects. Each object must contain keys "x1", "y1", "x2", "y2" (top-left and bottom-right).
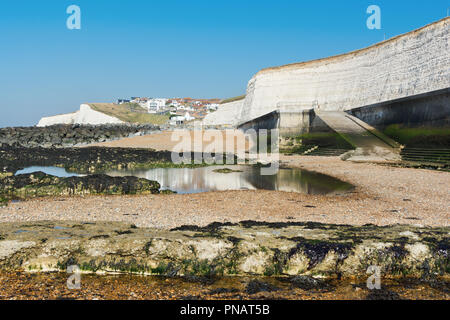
[{"x1": 0, "y1": 0, "x2": 448, "y2": 127}]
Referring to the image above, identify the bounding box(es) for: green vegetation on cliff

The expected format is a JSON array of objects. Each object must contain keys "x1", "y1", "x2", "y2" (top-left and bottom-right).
[
  {"x1": 220, "y1": 95, "x2": 245, "y2": 104},
  {"x1": 89, "y1": 103, "x2": 169, "y2": 125}
]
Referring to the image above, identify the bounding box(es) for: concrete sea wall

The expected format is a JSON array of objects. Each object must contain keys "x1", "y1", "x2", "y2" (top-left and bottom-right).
[
  {"x1": 240, "y1": 18, "x2": 449, "y2": 123},
  {"x1": 205, "y1": 18, "x2": 449, "y2": 127},
  {"x1": 202, "y1": 99, "x2": 245, "y2": 127},
  {"x1": 348, "y1": 88, "x2": 450, "y2": 129}
]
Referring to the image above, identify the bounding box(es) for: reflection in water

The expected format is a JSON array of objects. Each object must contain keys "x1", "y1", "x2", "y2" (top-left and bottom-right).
[
  {"x1": 105, "y1": 165, "x2": 354, "y2": 195},
  {"x1": 15, "y1": 166, "x2": 81, "y2": 178},
  {"x1": 15, "y1": 165, "x2": 354, "y2": 195}
]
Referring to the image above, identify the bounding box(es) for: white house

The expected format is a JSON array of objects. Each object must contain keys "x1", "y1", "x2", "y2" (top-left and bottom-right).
[
  {"x1": 206, "y1": 103, "x2": 219, "y2": 111},
  {"x1": 146, "y1": 98, "x2": 167, "y2": 113},
  {"x1": 184, "y1": 112, "x2": 195, "y2": 121},
  {"x1": 177, "y1": 104, "x2": 194, "y2": 112},
  {"x1": 168, "y1": 100, "x2": 180, "y2": 108},
  {"x1": 169, "y1": 112, "x2": 195, "y2": 125}
]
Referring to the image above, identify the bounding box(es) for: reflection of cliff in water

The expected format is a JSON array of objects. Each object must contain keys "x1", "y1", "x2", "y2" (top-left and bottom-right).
[{"x1": 104, "y1": 165, "x2": 354, "y2": 195}]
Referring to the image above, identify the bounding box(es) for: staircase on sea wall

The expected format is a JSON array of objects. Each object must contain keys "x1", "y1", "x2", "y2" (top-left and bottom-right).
[
  {"x1": 305, "y1": 147, "x2": 351, "y2": 157},
  {"x1": 400, "y1": 147, "x2": 450, "y2": 166},
  {"x1": 315, "y1": 111, "x2": 401, "y2": 162},
  {"x1": 282, "y1": 144, "x2": 352, "y2": 157}
]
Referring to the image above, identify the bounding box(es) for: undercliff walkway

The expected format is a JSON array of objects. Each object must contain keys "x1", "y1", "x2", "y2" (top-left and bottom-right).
[{"x1": 315, "y1": 111, "x2": 401, "y2": 162}]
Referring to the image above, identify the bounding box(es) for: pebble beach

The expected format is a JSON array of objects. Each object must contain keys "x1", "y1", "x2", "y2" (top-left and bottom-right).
[{"x1": 1, "y1": 154, "x2": 448, "y2": 229}]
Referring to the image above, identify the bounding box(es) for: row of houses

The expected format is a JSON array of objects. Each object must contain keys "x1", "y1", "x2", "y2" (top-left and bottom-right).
[{"x1": 117, "y1": 96, "x2": 220, "y2": 125}]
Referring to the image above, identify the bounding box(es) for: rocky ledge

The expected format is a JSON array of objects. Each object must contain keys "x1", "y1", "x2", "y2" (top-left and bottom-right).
[
  {"x1": 0, "y1": 124, "x2": 160, "y2": 148},
  {"x1": 0, "y1": 221, "x2": 447, "y2": 280},
  {"x1": 0, "y1": 146, "x2": 214, "y2": 175},
  {"x1": 0, "y1": 172, "x2": 160, "y2": 203}
]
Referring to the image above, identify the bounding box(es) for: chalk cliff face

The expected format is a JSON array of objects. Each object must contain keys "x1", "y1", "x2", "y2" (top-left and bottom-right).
[
  {"x1": 214, "y1": 18, "x2": 450, "y2": 125},
  {"x1": 240, "y1": 18, "x2": 450, "y2": 122},
  {"x1": 37, "y1": 112, "x2": 78, "y2": 126},
  {"x1": 202, "y1": 99, "x2": 244, "y2": 126},
  {"x1": 37, "y1": 104, "x2": 123, "y2": 127}
]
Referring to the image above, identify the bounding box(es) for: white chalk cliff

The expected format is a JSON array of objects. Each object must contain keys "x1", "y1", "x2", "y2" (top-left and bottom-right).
[
  {"x1": 202, "y1": 99, "x2": 244, "y2": 126},
  {"x1": 37, "y1": 104, "x2": 123, "y2": 127},
  {"x1": 207, "y1": 18, "x2": 450, "y2": 126}
]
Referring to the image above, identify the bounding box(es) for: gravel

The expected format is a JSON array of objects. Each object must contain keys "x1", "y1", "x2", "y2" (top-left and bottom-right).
[{"x1": 0, "y1": 156, "x2": 448, "y2": 229}]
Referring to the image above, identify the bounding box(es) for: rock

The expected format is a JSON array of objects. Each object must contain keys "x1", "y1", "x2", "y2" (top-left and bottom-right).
[
  {"x1": 0, "y1": 172, "x2": 161, "y2": 200},
  {"x1": 245, "y1": 280, "x2": 279, "y2": 294},
  {"x1": 0, "y1": 221, "x2": 447, "y2": 279},
  {"x1": 366, "y1": 288, "x2": 402, "y2": 300},
  {"x1": 0, "y1": 124, "x2": 160, "y2": 148},
  {"x1": 288, "y1": 275, "x2": 330, "y2": 291},
  {"x1": 0, "y1": 146, "x2": 210, "y2": 174}
]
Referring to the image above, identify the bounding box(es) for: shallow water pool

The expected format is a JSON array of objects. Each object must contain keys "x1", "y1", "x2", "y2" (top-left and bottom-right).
[{"x1": 14, "y1": 165, "x2": 354, "y2": 195}]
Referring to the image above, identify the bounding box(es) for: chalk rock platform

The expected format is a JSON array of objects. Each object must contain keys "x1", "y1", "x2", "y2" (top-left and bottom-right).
[{"x1": 0, "y1": 221, "x2": 447, "y2": 279}]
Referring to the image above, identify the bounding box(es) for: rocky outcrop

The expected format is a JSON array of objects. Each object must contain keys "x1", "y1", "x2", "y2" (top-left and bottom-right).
[
  {"x1": 0, "y1": 221, "x2": 447, "y2": 279},
  {"x1": 0, "y1": 146, "x2": 209, "y2": 175},
  {"x1": 0, "y1": 124, "x2": 159, "y2": 148},
  {"x1": 0, "y1": 172, "x2": 161, "y2": 201},
  {"x1": 37, "y1": 104, "x2": 123, "y2": 127}
]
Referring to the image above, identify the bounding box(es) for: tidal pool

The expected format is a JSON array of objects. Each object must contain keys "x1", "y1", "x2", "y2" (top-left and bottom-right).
[
  {"x1": 105, "y1": 165, "x2": 354, "y2": 195},
  {"x1": 15, "y1": 166, "x2": 81, "y2": 178},
  {"x1": 14, "y1": 165, "x2": 354, "y2": 195}
]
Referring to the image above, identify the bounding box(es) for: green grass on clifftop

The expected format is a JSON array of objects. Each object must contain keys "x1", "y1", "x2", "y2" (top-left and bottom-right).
[
  {"x1": 89, "y1": 103, "x2": 170, "y2": 125},
  {"x1": 220, "y1": 95, "x2": 245, "y2": 104}
]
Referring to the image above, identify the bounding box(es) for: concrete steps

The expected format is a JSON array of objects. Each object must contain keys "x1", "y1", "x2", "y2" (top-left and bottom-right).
[
  {"x1": 281, "y1": 145, "x2": 351, "y2": 157},
  {"x1": 302, "y1": 145, "x2": 318, "y2": 155},
  {"x1": 401, "y1": 148, "x2": 450, "y2": 164},
  {"x1": 315, "y1": 111, "x2": 401, "y2": 162},
  {"x1": 306, "y1": 147, "x2": 350, "y2": 157}
]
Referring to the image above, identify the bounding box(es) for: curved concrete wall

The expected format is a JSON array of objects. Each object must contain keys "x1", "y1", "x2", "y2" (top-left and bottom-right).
[
  {"x1": 202, "y1": 99, "x2": 244, "y2": 126},
  {"x1": 239, "y1": 18, "x2": 450, "y2": 123},
  {"x1": 37, "y1": 104, "x2": 123, "y2": 127},
  {"x1": 348, "y1": 88, "x2": 450, "y2": 129}
]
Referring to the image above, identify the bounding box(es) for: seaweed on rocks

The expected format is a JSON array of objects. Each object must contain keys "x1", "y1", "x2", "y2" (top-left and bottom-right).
[
  {"x1": 366, "y1": 287, "x2": 402, "y2": 300},
  {"x1": 245, "y1": 280, "x2": 280, "y2": 295},
  {"x1": 171, "y1": 222, "x2": 237, "y2": 233},
  {"x1": 0, "y1": 172, "x2": 161, "y2": 200},
  {"x1": 285, "y1": 275, "x2": 332, "y2": 291},
  {"x1": 0, "y1": 145, "x2": 228, "y2": 174},
  {"x1": 287, "y1": 237, "x2": 354, "y2": 270},
  {"x1": 0, "y1": 124, "x2": 160, "y2": 148}
]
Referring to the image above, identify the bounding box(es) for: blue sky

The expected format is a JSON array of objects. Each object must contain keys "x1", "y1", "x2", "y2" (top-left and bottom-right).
[{"x1": 0, "y1": 0, "x2": 448, "y2": 127}]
